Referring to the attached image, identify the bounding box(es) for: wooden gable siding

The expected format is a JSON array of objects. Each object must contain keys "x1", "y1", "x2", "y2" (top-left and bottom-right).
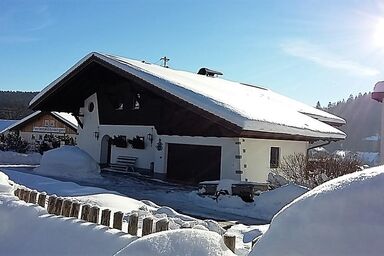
[
  {"x1": 96, "y1": 79, "x2": 240, "y2": 137},
  {"x1": 16, "y1": 113, "x2": 76, "y2": 134}
]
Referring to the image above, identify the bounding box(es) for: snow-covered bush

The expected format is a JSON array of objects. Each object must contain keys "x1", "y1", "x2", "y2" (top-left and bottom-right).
[{"x1": 277, "y1": 153, "x2": 361, "y2": 188}]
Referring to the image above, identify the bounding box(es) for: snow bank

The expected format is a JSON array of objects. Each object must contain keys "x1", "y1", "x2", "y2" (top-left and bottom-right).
[
  {"x1": 0, "y1": 193, "x2": 136, "y2": 255},
  {"x1": 250, "y1": 167, "x2": 384, "y2": 256},
  {"x1": 0, "y1": 150, "x2": 41, "y2": 165},
  {"x1": 116, "y1": 229, "x2": 234, "y2": 256},
  {"x1": 0, "y1": 172, "x2": 12, "y2": 193},
  {"x1": 35, "y1": 146, "x2": 100, "y2": 179}
]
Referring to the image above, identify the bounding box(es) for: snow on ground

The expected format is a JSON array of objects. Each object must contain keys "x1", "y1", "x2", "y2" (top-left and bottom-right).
[
  {"x1": 0, "y1": 172, "x2": 135, "y2": 255},
  {"x1": 35, "y1": 146, "x2": 100, "y2": 179},
  {"x1": 1, "y1": 145, "x2": 307, "y2": 224},
  {"x1": 0, "y1": 150, "x2": 41, "y2": 166},
  {"x1": 116, "y1": 229, "x2": 234, "y2": 256},
  {"x1": 250, "y1": 166, "x2": 384, "y2": 256},
  {"x1": 0, "y1": 173, "x2": 233, "y2": 256}
]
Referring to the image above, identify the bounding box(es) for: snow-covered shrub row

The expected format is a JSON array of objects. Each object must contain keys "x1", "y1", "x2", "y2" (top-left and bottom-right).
[{"x1": 277, "y1": 153, "x2": 362, "y2": 188}]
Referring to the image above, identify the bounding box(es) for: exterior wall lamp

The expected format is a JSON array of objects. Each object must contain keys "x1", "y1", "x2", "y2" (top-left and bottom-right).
[
  {"x1": 94, "y1": 131, "x2": 100, "y2": 140},
  {"x1": 147, "y1": 133, "x2": 153, "y2": 146}
]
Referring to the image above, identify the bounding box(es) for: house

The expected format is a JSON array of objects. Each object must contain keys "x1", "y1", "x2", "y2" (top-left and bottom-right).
[
  {"x1": 1, "y1": 111, "x2": 77, "y2": 146},
  {"x1": 29, "y1": 52, "x2": 346, "y2": 183}
]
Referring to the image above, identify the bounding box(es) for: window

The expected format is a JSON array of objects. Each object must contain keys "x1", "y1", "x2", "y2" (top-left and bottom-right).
[
  {"x1": 132, "y1": 93, "x2": 141, "y2": 110},
  {"x1": 270, "y1": 147, "x2": 280, "y2": 168},
  {"x1": 49, "y1": 120, "x2": 55, "y2": 127},
  {"x1": 88, "y1": 102, "x2": 94, "y2": 112},
  {"x1": 44, "y1": 120, "x2": 50, "y2": 127}
]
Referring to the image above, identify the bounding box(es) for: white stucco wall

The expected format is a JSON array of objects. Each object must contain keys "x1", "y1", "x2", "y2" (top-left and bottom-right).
[
  {"x1": 77, "y1": 93, "x2": 101, "y2": 161},
  {"x1": 240, "y1": 138, "x2": 308, "y2": 182},
  {"x1": 77, "y1": 93, "x2": 310, "y2": 183}
]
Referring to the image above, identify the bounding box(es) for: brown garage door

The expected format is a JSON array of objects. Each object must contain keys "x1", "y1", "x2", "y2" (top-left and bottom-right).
[{"x1": 167, "y1": 144, "x2": 221, "y2": 184}]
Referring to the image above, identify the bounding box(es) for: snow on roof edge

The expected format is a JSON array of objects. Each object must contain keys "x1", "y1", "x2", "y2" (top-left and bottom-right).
[{"x1": 29, "y1": 52, "x2": 346, "y2": 140}]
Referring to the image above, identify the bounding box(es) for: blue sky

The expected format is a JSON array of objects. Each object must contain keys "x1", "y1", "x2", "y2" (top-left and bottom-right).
[{"x1": 1, "y1": 0, "x2": 384, "y2": 106}]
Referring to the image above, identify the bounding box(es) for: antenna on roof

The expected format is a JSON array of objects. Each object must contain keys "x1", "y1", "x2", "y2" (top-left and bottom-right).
[{"x1": 160, "y1": 56, "x2": 170, "y2": 68}]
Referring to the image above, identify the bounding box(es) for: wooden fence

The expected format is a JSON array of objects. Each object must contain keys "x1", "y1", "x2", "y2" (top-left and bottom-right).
[{"x1": 13, "y1": 187, "x2": 236, "y2": 253}]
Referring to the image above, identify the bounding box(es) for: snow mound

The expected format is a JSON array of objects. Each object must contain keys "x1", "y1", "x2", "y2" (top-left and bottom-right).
[
  {"x1": 35, "y1": 146, "x2": 100, "y2": 179},
  {"x1": 116, "y1": 229, "x2": 235, "y2": 256},
  {"x1": 0, "y1": 172, "x2": 12, "y2": 193},
  {"x1": 0, "y1": 193, "x2": 135, "y2": 255},
  {"x1": 250, "y1": 166, "x2": 384, "y2": 256},
  {"x1": 0, "y1": 150, "x2": 41, "y2": 165}
]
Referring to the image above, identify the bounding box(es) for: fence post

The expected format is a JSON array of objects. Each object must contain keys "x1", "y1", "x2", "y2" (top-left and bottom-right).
[
  {"x1": 89, "y1": 206, "x2": 100, "y2": 223},
  {"x1": 28, "y1": 191, "x2": 38, "y2": 204},
  {"x1": 223, "y1": 234, "x2": 236, "y2": 253},
  {"x1": 142, "y1": 217, "x2": 153, "y2": 236},
  {"x1": 54, "y1": 198, "x2": 64, "y2": 215},
  {"x1": 81, "y1": 204, "x2": 91, "y2": 221},
  {"x1": 47, "y1": 196, "x2": 57, "y2": 214},
  {"x1": 62, "y1": 199, "x2": 72, "y2": 217},
  {"x1": 70, "y1": 201, "x2": 80, "y2": 218},
  {"x1": 128, "y1": 213, "x2": 138, "y2": 236},
  {"x1": 18, "y1": 189, "x2": 25, "y2": 200},
  {"x1": 101, "y1": 209, "x2": 111, "y2": 227},
  {"x1": 22, "y1": 189, "x2": 31, "y2": 202},
  {"x1": 113, "y1": 211, "x2": 123, "y2": 230},
  {"x1": 14, "y1": 188, "x2": 20, "y2": 197},
  {"x1": 37, "y1": 193, "x2": 47, "y2": 208},
  {"x1": 155, "y1": 219, "x2": 169, "y2": 232}
]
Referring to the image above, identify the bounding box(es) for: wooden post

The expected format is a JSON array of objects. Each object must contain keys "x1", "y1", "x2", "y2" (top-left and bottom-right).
[
  {"x1": 142, "y1": 217, "x2": 153, "y2": 236},
  {"x1": 23, "y1": 190, "x2": 31, "y2": 202},
  {"x1": 155, "y1": 219, "x2": 169, "y2": 232},
  {"x1": 54, "y1": 198, "x2": 64, "y2": 215},
  {"x1": 47, "y1": 196, "x2": 57, "y2": 214},
  {"x1": 113, "y1": 211, "x2": 123, "y2": 230},
  {"x1": 70, "y1": 201, "x2": 80, "y2": 218},
  {"x1": 14, "y1": 188, "x2": 20, "y2": 197},
  {"x1": 101, "y1": 209, "x2": 111, "y2": 227},
  {"x1": 128, "y1": 213, "x2": 138, "y2": 236},
  {"x1": 28, "y1": 191, "x2": 38, "y2": 204},
  {"x1": 81, "y1": 204, "x2": 91, "y2": 221},
  {"x1": 62, "y1": 199, "x2": 72, "y2": 217},
  {"x1": 37, "y1": 193, "x2": 47, "y2": 208},
  {"x1": 223, "y1": 234, "x2": 236, "y2": 253},
  {"x1": 89, "y1": 206, "x2": 100, "y2": 223},
  {"x1": 18, "y1": 189, "x2": 25, "y2": 200}
]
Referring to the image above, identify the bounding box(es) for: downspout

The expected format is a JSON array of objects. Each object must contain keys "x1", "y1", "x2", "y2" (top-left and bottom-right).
[{"x1": 307, "y1": 140, "x2": 332, "y2": 154}]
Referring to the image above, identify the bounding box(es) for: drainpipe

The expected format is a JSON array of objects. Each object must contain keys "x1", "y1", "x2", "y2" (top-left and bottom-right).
[{"x1": 307, "y1": 140, "x2": 332, "y2": 154}]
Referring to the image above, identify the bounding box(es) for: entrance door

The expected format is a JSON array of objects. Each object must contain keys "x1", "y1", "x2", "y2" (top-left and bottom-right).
[
  {"x1": 167, "y1": 143, "x2": 221, "y2": 184},
  {"x1": 100, "y1": 135, "x2": 111, "y2": 166}
]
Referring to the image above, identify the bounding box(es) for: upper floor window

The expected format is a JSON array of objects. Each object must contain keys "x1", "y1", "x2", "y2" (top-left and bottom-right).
[
  {"x1": 132, "y1": 93, "x2": 141, "y2": 110},
  {"x1": 270, "y1": 147, "x2": 280, "y2": 168}
]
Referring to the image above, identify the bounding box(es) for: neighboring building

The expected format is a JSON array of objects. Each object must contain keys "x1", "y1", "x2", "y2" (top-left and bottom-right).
[
  {"x1": 0, "y1": 119, "x2": 17, "y2": 133},
  {"x1": 1, "y1": 111, "x2": 77, "y2": 145},
  {"x1": 29, "y1": 52, "x2": 346, "y2": 183}
]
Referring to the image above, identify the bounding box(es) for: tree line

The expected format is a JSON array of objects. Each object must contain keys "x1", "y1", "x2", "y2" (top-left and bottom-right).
[{"x1": 0, "y1": 91, "x2": 38, "y2": 119}]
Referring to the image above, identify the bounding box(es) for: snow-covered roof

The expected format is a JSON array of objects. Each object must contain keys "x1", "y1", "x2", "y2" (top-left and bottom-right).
[
  {"x1": 0, "y1": 111, "x2": 77, "y2": 133},
  {"x1": 30, "y1": 52, "x2": 346, "y2": 140},
  {"x1": 0, "y1": 119, "x2": 17, "y2": 133}
]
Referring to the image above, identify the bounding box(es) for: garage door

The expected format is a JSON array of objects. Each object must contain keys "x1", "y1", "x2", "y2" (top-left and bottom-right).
[{"x1": 167, "y1": 144, "x2": 221, "y2": 184}]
